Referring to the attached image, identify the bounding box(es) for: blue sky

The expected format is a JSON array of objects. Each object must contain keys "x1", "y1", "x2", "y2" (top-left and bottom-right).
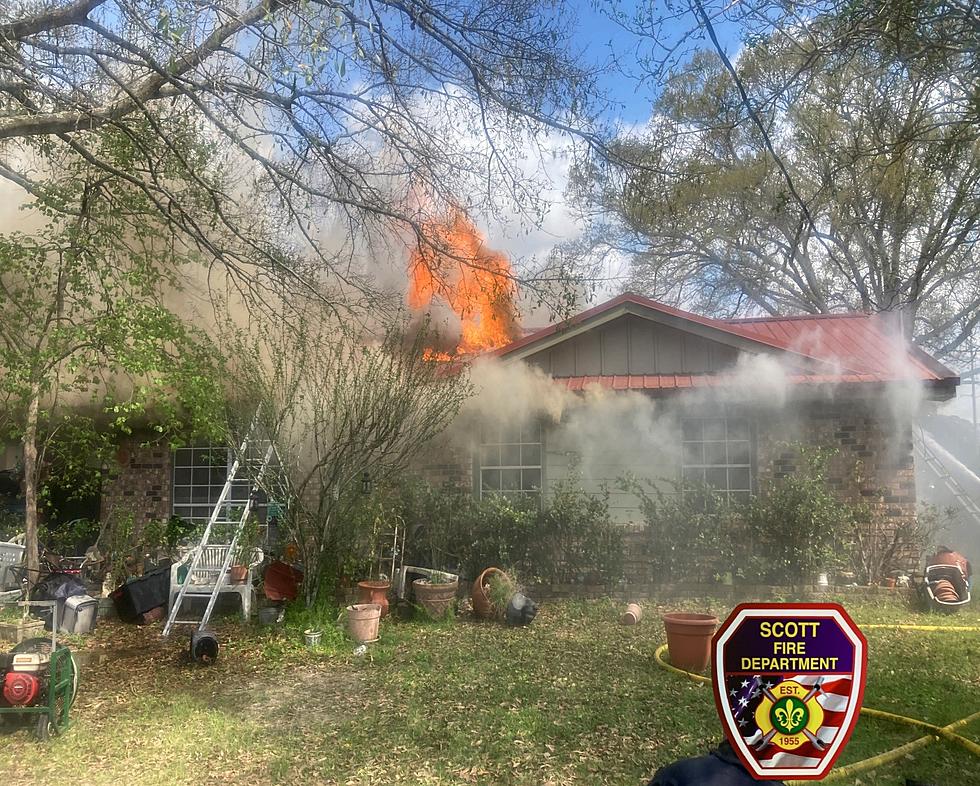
[
  {"x1": 567, "y1": 2, "x2": 744, "y2": 124},
  {"x1": 482, "y1": 3, "x2": 745, "y2": 279}
]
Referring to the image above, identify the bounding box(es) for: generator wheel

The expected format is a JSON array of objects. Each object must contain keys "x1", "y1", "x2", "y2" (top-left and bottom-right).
[
  {"x1": 35, "y1": 714, "x2": 53, "y2": 741},
  {"x1": 67, "y1": 650, "x2": 79, "y2": 706}
]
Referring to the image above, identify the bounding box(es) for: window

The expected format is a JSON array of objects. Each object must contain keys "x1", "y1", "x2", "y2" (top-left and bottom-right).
[
  {"x1": 479, "y1": 421, "x2": 543, "y2": 500},
  {"x1": 172, "y1": 446, "x2": 250, "y2": 523},
  {"x1": 681, "y1": 417, "x2": 752, "y2": 503}
]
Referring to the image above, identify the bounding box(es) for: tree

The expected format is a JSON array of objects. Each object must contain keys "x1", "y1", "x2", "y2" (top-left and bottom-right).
[
  {"x1": 0, "y1": 0, "x2": 601, "y2": 310},
  {"x1": 573, "y1": 20, "x2": 978, "y2": 355},
  {"x1": 232, "y1": 312, "x2": 472, "y2": 604},
  {"x1": 575, "y1": 2, "x2": 977, "y2": 357},
  {"x1": 0, "y1": 127, "x2": 227, "y2": 584}
]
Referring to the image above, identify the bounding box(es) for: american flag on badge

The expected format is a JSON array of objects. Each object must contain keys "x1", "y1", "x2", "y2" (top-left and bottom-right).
[{"x1": 725, "y1": 673, "x2": 854, "y2": 768}]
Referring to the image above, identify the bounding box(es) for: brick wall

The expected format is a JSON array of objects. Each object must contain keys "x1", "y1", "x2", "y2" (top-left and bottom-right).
[
  {"x1": 417, "y1": 434, "x2": 474, "y2": 492},
  {"x1": 100, "y1": 438, "x2": 172, "y2": 526},
  {"x1": 755, "y1": 400, "x2": 919, "y2": 573}
]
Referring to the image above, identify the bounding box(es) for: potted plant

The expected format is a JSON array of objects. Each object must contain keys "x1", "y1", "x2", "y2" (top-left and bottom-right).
[
  {"x1": 356, "y1": 506, "x2": 396, "y2": 617},
  {"x1": 486, "y1": 571, "x2": 518, "y2": 620},
  {"x1": 413, "y1": 570, "x2": 459, "y2": 619},
  {"x1": 229, "y1": 515, "x2": 260, "y2": 584},
  {"x1": 472, "y1": 566, "x2": 511, "y2": 619},
  {"x1": 0, "y1": 606, "x2": 44, "y2": 644}
]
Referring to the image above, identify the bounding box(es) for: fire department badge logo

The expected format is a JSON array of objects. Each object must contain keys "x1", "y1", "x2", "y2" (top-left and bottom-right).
[{"x1": 712, "y1": 603, "x2": 867, "y2": 780}]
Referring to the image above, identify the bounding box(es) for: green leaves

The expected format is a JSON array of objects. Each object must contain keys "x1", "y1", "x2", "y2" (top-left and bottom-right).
[{"x1": 393, "y1": 475, "x2": 622, "y2": 585}]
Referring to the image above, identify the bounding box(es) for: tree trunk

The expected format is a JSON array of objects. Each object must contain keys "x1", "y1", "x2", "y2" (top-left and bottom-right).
[{"x1": 22, "y1": 385, "x2": 41, "y2": 589}]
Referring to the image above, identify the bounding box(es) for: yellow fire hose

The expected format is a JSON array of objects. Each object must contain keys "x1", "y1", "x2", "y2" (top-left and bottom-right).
[{"x1": 652, "y1": 634, "x2": 980, "y2": 784}]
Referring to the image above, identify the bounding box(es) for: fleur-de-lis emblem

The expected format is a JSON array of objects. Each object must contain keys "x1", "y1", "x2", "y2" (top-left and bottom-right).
[{"x1": 773, "y1": 697, "x2": 807, "y2": 733}]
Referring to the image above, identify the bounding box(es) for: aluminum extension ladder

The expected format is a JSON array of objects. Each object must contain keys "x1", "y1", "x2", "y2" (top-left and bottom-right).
[
  {"x1": 162, "y1": 418, "x2": 277, "y2": 637},
  {"x1": 913, "y1": 426, "x2": 980, "y2": 527}
]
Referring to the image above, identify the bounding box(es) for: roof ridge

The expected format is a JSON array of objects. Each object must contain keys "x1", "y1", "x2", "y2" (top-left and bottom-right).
[
  {"x1": 499, "y1": 293, "x2": 867, "y2": 375},
  {"x1": 725, "y1": 313, "x2": 870, "y2": 323}
]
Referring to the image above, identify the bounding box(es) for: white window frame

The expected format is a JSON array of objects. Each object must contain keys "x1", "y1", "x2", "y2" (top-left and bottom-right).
[
  {"x1": 171, "y1": 445, "x2": 250, "y2": 523},
  {"x1": 680, "y1": 417, "x2": 753, "y2": 503},
  {"x1": 478, "y1": 421, "x2": 543, "y2": 501}
]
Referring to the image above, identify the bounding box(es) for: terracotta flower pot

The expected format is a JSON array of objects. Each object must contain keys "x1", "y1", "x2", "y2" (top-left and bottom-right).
[
  {"x1": 357, "y1": 580, "x2": 391, "y2": 618},
  {"x1": 228, "y1": 564, "x2": 248, "y2": 583},
  {"x1": 346, "y1": 603, "x2": 382, "y2": 643},
  {"x1": 413, "y1": 578, "x2": 459, "y2": 619},
  {"x1": 620, "y1": 603, "x2": 643, "y2": 626},
  {"x1": 472, "y1": 567, "x2": 508, "y2": 619},
  {"x1": 662, "y1": 612, "x2": 719, "y2": 673}
]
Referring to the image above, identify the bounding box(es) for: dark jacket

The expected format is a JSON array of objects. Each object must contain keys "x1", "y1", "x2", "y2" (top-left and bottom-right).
[{"x1": 647, "y1": 741, "x2": 784, "y2": 786}]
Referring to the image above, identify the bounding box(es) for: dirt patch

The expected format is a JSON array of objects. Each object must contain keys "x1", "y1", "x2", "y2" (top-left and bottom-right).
[{"x1": 219, "y1": 663, "x2": 366, "y2": 730}]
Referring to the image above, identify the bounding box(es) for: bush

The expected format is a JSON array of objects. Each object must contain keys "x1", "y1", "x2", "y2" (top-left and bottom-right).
[
  {"x1": 532, "y1": 479, "x2": 623, "y2": 584},
  {"x1": 621, "y1": 475, "x2": 736, "y2": 584},
  {"x1": 396, "y1": 476, "x2": 623, "y2": 585},
  {"x1": 627, "y1": 445, "x2": 867, "y2": 586},
  {"x1": 850, "y1": 502, "x2": 951, "y2": 584},
  {"x1": 739, "y1": 447, "x2": 861, "y2": 585}
]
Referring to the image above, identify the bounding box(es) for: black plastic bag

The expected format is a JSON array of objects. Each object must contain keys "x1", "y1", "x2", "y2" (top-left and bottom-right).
[
  {"x1": 29, "y1": 571, "x2": 87, "y2": 630},
  {"x1": 505, "y1": 592, "x2": 538, "y2": 627}
]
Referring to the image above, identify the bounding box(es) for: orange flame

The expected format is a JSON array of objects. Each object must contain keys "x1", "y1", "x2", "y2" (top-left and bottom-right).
[{"x1": 407, "y1": 210, "x2": 520, "y2": 357}]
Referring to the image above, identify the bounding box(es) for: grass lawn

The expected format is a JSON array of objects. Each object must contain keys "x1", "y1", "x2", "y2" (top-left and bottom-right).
[{"x1": 1, "y1": 594, "x2": 978, "y2": 785}]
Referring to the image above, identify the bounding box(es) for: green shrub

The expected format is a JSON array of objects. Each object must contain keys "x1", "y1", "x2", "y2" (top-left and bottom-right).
[
  {"x1": 621, "y1": 474, "x2": 736, "y2": 584},
  {"x1": 532, "y1": 479, "x2": 623, "y2": 584},
  {"x1": 627, "y1": 445, "x2": 868, "y2": 586},
  {"x1": 0, "y1": 510, "x2": 24, "y2": 541},
  {"x1": 741, "y1": 447, "x2": 861, "y2": 585},
  {"x1": 395, "y1": 476, "x2": 623, "y2": 585}
]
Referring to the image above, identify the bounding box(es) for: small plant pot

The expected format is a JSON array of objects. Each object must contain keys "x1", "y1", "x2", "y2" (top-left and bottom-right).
[
  {"x1": 304, "y1": 628, "x2": 322, "y2": 647},
  {"x1": 472, "y1": 567, "x2": 508, "y2": 619},
  {"x1": 620, "y1": 603, "x2": 643, "y2": 626},
  {"x1": 229, "y1": 564, "x2": 248, "y2": 583},
  {"x1": 258, "y1": 606, "x2": 281, "y2": 625},
  {"x1": 413, "y1": 578, "x2": 459, "y2": 619},
  {"x1": 662, "y1": 612, "x2": 719, "y2": 673},
  {"x1": 356, "y1": 580, "x2": 391, "y2": 618},
  {"x1": 346, "y1": 603, "x2": 381, "y2": 643}
]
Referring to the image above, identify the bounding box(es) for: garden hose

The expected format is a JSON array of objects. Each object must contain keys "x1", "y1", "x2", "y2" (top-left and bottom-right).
[
  {"x1": 861, "y1": 624, "x2": 980, "y2": 632},
  {"x1": 652, "y1": 638, "x2": 980, "y2": 783}
]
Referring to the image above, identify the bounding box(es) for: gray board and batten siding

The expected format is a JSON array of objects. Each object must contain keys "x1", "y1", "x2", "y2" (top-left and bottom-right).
[{"x1": 523, "y1": 314, "x2": 740, "y2": 377}]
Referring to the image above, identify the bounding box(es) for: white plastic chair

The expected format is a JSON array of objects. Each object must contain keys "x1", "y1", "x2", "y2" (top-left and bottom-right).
[
  {"x1": 0, "y1": 533, "x2": 26, "y2": 590},
  {"x1": 168, "y1": 545, "x2": 264, "y2": 620}
]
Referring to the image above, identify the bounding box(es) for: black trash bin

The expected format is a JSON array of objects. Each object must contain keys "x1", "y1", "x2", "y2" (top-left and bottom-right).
[{"x1": 110, "y1": 564, "x2": 171, "y2": 623}]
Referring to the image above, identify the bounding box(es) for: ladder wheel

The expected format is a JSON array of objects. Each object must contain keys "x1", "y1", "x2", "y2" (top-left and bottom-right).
[{"x1": 190, "y1": 630, "x2": 219, "y2": 665}]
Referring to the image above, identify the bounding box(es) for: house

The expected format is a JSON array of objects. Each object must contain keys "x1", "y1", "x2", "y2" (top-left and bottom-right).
[
  {"x1": 37, "y1": 293, "x2": 960, "y2": 580},
  {"x1": 419, "y1": 293, "x2": 960, "y2": 575}
]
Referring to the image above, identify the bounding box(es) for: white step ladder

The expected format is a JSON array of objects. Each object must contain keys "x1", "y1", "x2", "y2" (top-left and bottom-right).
[{"x1": 162, "y1": 419, "x2": 278, "y2": 637}]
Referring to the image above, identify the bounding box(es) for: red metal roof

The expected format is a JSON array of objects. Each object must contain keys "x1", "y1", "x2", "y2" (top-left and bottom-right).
[
  {"x1": 723, "y1": 313, "x2": 955, "y2": 382},
  {"x1": 496, "y1": 294, "x2": 958, "y2": 388}
]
